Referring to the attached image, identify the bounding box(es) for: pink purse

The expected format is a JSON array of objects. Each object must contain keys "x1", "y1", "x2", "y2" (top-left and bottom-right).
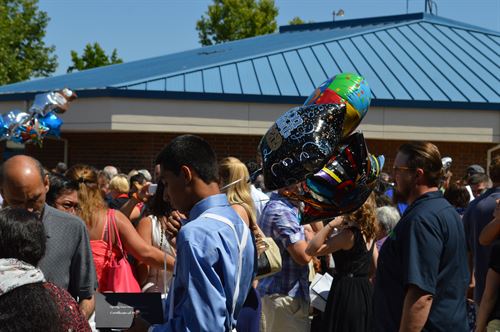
[{"x1": 101, "y1": 209, "x2": 141, "y2": 293}]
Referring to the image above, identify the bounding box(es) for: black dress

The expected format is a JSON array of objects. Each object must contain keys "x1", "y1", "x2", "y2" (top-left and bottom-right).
[{"x1": 323, "y1": 227, "x2": 374, "y2": 332}]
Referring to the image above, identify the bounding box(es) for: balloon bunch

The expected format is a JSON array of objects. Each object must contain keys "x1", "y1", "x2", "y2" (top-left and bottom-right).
[
  {"x1": 259, "y1": 73, "x2": 384, "y2": 224},
  {"x1": 0, "y1": 89, "x2": 77, "y2": 146}
]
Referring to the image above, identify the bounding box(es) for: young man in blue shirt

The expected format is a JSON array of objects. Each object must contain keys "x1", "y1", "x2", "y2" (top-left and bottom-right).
[
  {"x1": 133, "y1": 134, "x2": 255, "y2": 331},
  {"x1": 374, "y1": 142, "x2": 469, "y2": 331}
]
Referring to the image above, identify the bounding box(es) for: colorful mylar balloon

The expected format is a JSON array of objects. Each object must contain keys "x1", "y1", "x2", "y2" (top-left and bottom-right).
[
  {"x1": 259, "y1": 103, "x2": 346, "y2": 190},
  {"x1": 0, "y1": 89, "x2": 76, "y2": 146},
  {"x1": 282, "y1": 132, "x2": 384, "y2": 225},
  {"x1": 18, "y1": 119, "x2": 49, "y2": 145},
  {"x1": 304, "y1": 73, "x2": 371, "y2": 137}
]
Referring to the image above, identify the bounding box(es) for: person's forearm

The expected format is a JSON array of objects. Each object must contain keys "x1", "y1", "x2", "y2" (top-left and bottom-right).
[
  {"x1": 305, "y1": 222, "x2": 335, "y2": 256},
  {"x1": 479, "y1": 218, "x2": 500, "y2": 246},
  {"x1": 400, "y1": 286, "x2": 433, "y2": 332},
  {"x1": 120, "y1": 197, "x2": 140, "y2": 220},
  {"x1": 139, "y1": 247, "x2": 175, "y2": 270},
  {"x1": 79, "y1": 295, "x2": 95, "y2": 320},
  {"x1": 476, "y1": 296, "x2": 495, "y2": 332}
]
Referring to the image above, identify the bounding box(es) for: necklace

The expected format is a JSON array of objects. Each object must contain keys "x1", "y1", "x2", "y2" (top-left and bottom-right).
[{"x1": 159, "y1": 216, "x2": 165, "y2": 250}]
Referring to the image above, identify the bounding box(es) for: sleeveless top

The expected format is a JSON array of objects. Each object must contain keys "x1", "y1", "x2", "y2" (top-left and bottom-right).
[
  {"x1": 143, "y1": 215, "x2": 175, "y2": 294},
  {"x1": 90, "y1": 209, "x2": 123, "y2": 290},
  {"x1": 331, "y1": 226, "x2": 374, "y2": 278}
]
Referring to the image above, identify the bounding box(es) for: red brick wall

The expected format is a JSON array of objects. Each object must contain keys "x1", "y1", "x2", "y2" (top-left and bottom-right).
[
  {"x1": 21, "y1": 133, "x2": 262, "y2": 173},
  {"x1": 365, "y1": 139, "x2": 498, "y2": 181},
  {"x1": 2, "y1": 133, "x2": 498, "y2": 182}
]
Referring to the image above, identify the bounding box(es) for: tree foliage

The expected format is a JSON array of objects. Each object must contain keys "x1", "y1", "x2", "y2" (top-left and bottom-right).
[
  {"x1": 196, "y1": 0, "x2": 278, "y2": 46},
  {"x1": 0, "y1": 0, "x2": 57, "y2": 85},
  {"x1": 288, "y1": 17, "x2": 314, "y2": 25},
  {"x1": 288, "y1": 17, "x2": 305, "y2": 25},
  {"x1": 67, "y1": 42, "x2": 122, "y2": 73}
]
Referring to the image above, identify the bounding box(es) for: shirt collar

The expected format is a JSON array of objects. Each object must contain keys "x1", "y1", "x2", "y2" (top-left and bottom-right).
[
  {"x1": 270, "y1": 192, "x2": 298, "y2": 210},
  {"x1": 188, "y1": 194, "x2": 230, "y2": 222},
  {"x1": 403, "y1": 190, "x2": 442, "y2": 217}
]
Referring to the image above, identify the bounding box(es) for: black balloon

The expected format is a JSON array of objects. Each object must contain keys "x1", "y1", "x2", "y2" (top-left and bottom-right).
[
  {"x1": 282, "y1": 132, "x2": 383, "y2": 224},
  {"x1": 259, "y1": 103, "x2": 346, "y2": 190}
]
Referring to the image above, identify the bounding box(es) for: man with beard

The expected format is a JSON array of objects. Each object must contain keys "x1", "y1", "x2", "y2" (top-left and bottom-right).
[{"x1": 373, "y1": 142, "x2": 468, "y2": 331}]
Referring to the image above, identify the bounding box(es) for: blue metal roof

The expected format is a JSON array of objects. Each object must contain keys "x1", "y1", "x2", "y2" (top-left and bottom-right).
[{"x1": 0, "y1": 12, "x2": 498, "y2": 110}]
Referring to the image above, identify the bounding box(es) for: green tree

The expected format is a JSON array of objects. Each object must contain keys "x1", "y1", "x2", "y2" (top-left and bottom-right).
[
  {"x1": 288, "y1": 16, "x2": 314, "y2": 25},
  {"x1": 67, "y1": 42, "x2": 123, "y2": 73},
  {"x1": 288, "y1": 17, "x2": 305, "y2": 25},
  {"x1": 196, "y1": 0, "x2": 278, "y2": 46},
  {"x1": 0, "y1": 0, "x2": 57, "y2": 85}
]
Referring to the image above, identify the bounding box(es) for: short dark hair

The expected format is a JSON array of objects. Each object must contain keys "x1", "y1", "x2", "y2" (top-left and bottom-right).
[
  {"x1": 468, "y1": 173, "x2": 490, "y2": 186},
  {"x1": 0, "y1": 207, "x2": 46, "y2": 266},
  {"x1": 46, "y1": 173, "x2": 79, "y2": 206},
  {"x1": 444, "y1": 184, "x2": 470, "y2": 209},
  {"x1": 398, "y1": 141, "x2": 443, "y2": 187},
  {"x1": 155, "y1": 135, "x2": 219, "y2": 184},
  {"x1": 130, "y1": 173, "x2": 146, "y2": 185}
]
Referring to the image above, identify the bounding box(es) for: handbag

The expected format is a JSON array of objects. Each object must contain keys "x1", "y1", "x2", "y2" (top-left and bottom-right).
[
  {"x1": 101, "y1": 209, "x2": 141, "y2": 293},
  {"x1": 252, "y1": 222, "x2": 282, "y2": 280}
]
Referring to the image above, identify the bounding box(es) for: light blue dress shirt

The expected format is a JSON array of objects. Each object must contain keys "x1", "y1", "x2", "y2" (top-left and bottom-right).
[{"x1": 152, "y1": 194, "x2": 255, "y2": 332}]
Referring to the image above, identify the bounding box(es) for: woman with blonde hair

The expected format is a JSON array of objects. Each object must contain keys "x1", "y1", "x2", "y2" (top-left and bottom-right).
[
  {"x1": 108, "y1": 174, "x2": 130, "y2": 209},
  {"x1": 66, "y1": 164, "x2": 173, "y2": 292},
  {"x1": 219, "y1": 157, "x2": 257, "y2": 226},
  {"x1": 306, "y1": 194, "x2": 379, "y2": 332},
  {"x1": 219, "y1": 157, "x2": 265, "y2": 332}
]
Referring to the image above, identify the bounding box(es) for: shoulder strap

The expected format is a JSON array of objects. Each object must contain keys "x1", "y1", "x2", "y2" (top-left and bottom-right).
[
  {"x1": 203, "y1": 212, "x2": 249, "y2": 320},
  {"x1": 167, "y1": 212, "x2": 250, "y2": 327},
  {"x1": 101, "y1": 213, "x2": 109, "y2": 241},
  {"x1": 108, "y1": 209, "x2": 125, "y2": 255}
]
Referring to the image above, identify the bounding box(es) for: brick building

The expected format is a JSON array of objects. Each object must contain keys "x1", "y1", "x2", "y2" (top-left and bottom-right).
[{"x1": 0, "y1": 13, "x2": 498, "y2": 180}]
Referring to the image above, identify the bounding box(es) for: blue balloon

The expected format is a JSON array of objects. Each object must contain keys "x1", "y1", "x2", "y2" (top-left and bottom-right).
[{"x1": 40, "y1": 112, "x2": 63, "y2": 137}]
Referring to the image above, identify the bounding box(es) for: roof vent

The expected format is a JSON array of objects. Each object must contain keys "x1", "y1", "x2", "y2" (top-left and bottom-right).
[{"x1": 197, "y1": 48, "x2": 229, "y2": 56}]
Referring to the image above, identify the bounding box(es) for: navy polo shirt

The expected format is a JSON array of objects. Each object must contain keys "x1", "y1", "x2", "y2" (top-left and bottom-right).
[{"x1": 373, "y1": 191, "x2": 469, "y2": 332}]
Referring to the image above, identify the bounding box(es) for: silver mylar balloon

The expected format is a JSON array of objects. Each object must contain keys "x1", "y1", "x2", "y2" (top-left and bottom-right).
[{"x1": 30, "y1": 88, "x2": 77, "y2": 116}]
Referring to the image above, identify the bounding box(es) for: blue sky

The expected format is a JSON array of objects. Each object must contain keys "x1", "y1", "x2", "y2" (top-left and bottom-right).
[{"x1": 39, "y1": 0, "x2": 500, "y2": 75}]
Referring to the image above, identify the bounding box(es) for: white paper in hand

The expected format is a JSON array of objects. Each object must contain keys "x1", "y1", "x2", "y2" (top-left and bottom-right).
[{"x1": 309, "y1": 272, "x2": 333, "y2": 312}]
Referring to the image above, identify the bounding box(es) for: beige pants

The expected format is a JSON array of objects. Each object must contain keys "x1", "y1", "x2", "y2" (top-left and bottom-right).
[
  {"x1": 261, "y1": 294, "x2": 310, "y2": 332},
  {"x1": 488, "y1": 319, "x2": 500, "y2": 332}
]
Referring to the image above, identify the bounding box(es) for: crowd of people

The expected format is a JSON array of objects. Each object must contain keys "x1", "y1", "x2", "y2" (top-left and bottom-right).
[{"x1": 0, "y1": 135, "x2": 499, "y2": 332}]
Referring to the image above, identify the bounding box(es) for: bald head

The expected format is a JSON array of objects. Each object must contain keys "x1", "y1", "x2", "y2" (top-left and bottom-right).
[{"x1": 0, "y1": 155, "x2": 49, "y2": 214}]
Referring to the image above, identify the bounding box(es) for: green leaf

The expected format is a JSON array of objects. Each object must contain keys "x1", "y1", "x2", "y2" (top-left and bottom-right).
[
  {"x1": 0, "y1": 0, "x2": 57, "y2": 84},
  {"x1": 195, "y1": 0, "x2": 278, "y2": 46}
]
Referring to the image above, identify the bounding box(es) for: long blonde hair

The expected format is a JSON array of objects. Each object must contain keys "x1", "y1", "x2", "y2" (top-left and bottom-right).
[
  {"x1": 66, "y1": 164, "x2": 107, "y2": 227},
  {"x1": 343, "y1": 193, "x2": 379, "y2": 241},
  {"x1": 219, "y1": 157, "x2": 256, "y2": 225}
]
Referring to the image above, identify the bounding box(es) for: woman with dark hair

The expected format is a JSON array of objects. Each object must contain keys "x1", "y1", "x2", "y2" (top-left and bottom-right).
[
  {"x1": 306, "y1": 194, "x2": 379, "y2": 332},
  {"x1": 46, "y1": 173, "x2": 80, "y2": 215},
  {"x1": 0, "y1": 207, "x2": 90, "y2": 331},
  {"x1": 65, "y1": 164, "x2": 169, "y2": 292},
  {"x1": 444, "y1": 183, "x2": 471, "y2": 216},
  {"x1": 136, "y1": 181, "x2": 176, "y2": 293}
]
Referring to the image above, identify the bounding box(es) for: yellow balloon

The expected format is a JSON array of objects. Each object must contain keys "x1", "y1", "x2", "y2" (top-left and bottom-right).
[{"x1": 342, "y1": 102, "x2": 362, "y2": 137}]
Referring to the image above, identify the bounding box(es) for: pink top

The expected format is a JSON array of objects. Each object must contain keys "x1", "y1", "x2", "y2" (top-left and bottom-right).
[{"x1": 90, "y1": 209, "x2": 123, "y2": 291}]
